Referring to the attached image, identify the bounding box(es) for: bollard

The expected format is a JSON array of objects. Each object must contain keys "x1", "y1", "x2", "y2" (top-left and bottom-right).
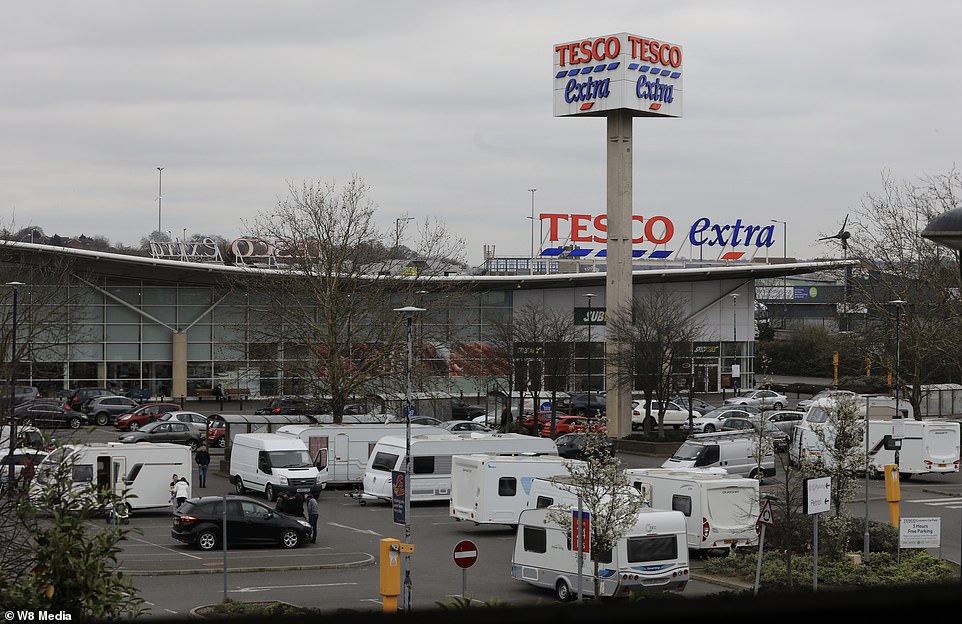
[
  {"x1": 883, "y1": 463, "x2": 900, "y2": 527},
  {"x1": 379, "y1": 538, "x2": 401, "y2": 613}
]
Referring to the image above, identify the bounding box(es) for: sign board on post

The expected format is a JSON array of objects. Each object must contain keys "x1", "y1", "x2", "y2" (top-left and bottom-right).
[
  {"x1": 571, "y1": 510, "x2": 591, "y2": 553},
  {"x1": 900, "y1": 517, "x2": 941, "y2": 549},
  {"x1": 803, "y1": 476, "x2": 832, "y2": 515},
  {"x1": 391, "y1": 471, "x2": 406, "y2": 525},
  {"x1": 453, "y1": 540, "x2": 478, "y2": 569}
]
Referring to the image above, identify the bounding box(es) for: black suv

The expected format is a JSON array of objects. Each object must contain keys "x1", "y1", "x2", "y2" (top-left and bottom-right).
[
  {"x1": 84, "y1": 395, "x2": 141, "y2": 426},
  {"x1": 171, "y1": 496, "x2": 311, "y2": 551},
  {"x1": 451, "y1": 398, "x2": 486, "y2": 419},
  {"x1": 66, "y1": 388, "x2": 115, "y2": 411},
  {"x1": 559, "y1": 393, "x2": 607, "y2": 417}
]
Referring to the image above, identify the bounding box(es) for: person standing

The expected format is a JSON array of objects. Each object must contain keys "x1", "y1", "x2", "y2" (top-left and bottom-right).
[
  {"x1": 194, "y1": 444, "x2": 211, "y2": 488},
  {"x1": 169, "y1": 473, "x2": 179, "y2": 512},
  {"x1": 173, "y1": 476, "x2": 190, "y2": 509},
  {"x1": 305, "y1": 493, "x2": 319, "y2": 544}
]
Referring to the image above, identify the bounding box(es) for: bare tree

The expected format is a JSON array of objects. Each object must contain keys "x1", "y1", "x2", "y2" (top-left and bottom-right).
[
  {"x1": 846, "y1": 169, "x2": 962, "y2": 416},
  {"x1": 233, "y1": 176, "x2": 465, "y2": 422},
  {"x1": 605, "y1": 288, "x2": 701, "y2": 439}
]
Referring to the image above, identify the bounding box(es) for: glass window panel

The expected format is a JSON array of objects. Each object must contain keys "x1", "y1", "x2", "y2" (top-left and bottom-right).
[
  {"x1": 212, "y1": 324, "x2": 244, "y2": 342},
  {"x1": 106, "y1": 344, "x2": 139, "y2": 360},
  {"x1": 187, "y1": 325, "x2": 211, "y2": 341},
  {"x1": 187, "y1": 343, "x2": 212, "y2": 360},
  {"x1": 213, "y1": 344, "x2": 244, "y2": 360},
  {"x1": 105, "y1": 305, "x2": 139, "y2": 323},
  {"x1": 73, "y1": 305, "x2": 103, "y2": 323},
  {"x1": 143, "y1": 306, "x2": 177, "y2": 324},
  {"x1": 213, "y1": 306, "x2": 246, "y2": 323},
  {"x1": 142, "y1": 325, "x2": 171, "y2": 342},
  {"x1": 70, "y1": 343, "x2": 103, "y2": 359},
  {"x1": 141, "y1": 288, "x2": 176, "y2": 305},
  {"x1": 106, "y1": 325, "x2": 140, "y2": 341},
  {"x1": 187, "y1": 363, "x2": 212, "y2": 378},
  {"x1": 179, "y1": 289, "x2": 212, "y2": 305},
  {"x1": 69, "y1": 362, "x2": 99, "y2": 379},
  {"x1": 105, "y1": 287, "x2": 141, "y2": 305},
  {"x1": 178, "y1": 306, "x2": 210, "y2": 324},
  {"x1": 142, "y1": 343, "x2": 171, "y2": 360}
]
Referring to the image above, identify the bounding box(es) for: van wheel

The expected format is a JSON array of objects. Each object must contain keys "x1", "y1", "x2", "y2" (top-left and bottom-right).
[
  {"x1": 749, "y1": 468, "x2": 760, "y2": 480},
  {"x1": 197, "y1": 529, "x2": 219, "y2": 551},
  {"x1": 234, "y1": 477, "x2": 246, "y2": 494},
  {"x1": 279, "y1": 529, "x2": 300, "y2": 549},
  {"x1": 265, "y1": 484, "x2": 277, "y2": 502},
  {"x1": 555, "y1": 579, "x2": 573, "y2": 602}
]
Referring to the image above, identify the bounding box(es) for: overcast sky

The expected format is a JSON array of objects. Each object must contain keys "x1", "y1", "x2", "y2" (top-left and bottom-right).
[{"x1": 2, "y1": 1, "x2": 960, "y2": 268}]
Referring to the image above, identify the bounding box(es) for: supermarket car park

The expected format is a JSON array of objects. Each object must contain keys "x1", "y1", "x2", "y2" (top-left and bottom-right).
[{"x1": 65, "y1": 414, "x2": 962, "y2": 617}]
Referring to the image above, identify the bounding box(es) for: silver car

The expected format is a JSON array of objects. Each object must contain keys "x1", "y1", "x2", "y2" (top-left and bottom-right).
[
  {"x1": 764, "y1": 410, "x2": 806, "y2": 435},
  {"x1": 683, "y1": 407, "x2": 757, "y2": 433}
]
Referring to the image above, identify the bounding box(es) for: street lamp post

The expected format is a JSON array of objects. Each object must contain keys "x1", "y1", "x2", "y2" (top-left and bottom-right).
[
  {"x1": 584, "y1": 293, "x2": 596, "y2": 415},
  {"x1": 731, "y1": 293, "x2": 739, "y2": 392},
  {"x1": 394, "y1": 304, "x2": 425, "y2": 612},
  {"x1": 528, "y1": 189, "x2": 537, "y2": 275},
  {"x1": 6, "y1": 282, "x2": 23, "y2": 493},
  {"x1": 157, "y1": 167, "x2": 164, "y2": 233},
  {"x1": 889, "y1": 300, "x2": 907, "y2": 421}
]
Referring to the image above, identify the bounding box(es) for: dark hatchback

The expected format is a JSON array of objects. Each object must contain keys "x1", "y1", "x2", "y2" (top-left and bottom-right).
[
  {"x1": 554, "y1": 432, "x2": 615, "y2": 461},
  {"x1": 14, "y1": 400, "x2": 88, "y2": 429},
  {"x1": 172, "y1": 496, "x2": 312, "y2": 551}
]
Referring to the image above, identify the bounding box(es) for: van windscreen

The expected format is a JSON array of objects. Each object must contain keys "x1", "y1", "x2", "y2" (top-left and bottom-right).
[
  {"x1": 267, "y1": 450, "x2": 312, "y2": 468},
  {"x1": 371, "y1": 451, "x2": 400, "y2": 472},
  {"x1": 671, "y1": 441, "x2": 704, "y2": 461}
]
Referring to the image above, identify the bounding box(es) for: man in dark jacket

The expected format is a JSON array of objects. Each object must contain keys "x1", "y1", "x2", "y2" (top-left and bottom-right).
[{"x1": 194, "y1": 445, "x2": 211, "y2": 488}]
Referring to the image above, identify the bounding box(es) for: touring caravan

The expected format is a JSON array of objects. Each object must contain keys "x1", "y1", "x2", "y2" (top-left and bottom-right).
[
  {"x1": 362, "y1": 432, "x2": 558, "y2": 503},
  {"x1": 33, "y1": 442, "x2": 191, "y2": 513},
  {"x1": 449, "y1": 454, "x2": 582, "y2": 526},
  {"x1": 276, "y1": 423, "x2": 446, "y2": 486},
  {"x1": 662, "y1": 430, "x2": 775, "y2": 480},
  {"x1": 511, "y1": 506, "x2": 689, "y2": 600},
  {"x1": 623, "y1": 467, "x2": 760, "y2": 552}
]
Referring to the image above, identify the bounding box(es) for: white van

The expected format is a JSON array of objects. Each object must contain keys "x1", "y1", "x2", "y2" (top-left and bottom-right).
[
  {"x1": 511, "y1": 506, "x2": 690, "y2": 600},
  {"x1": 276, "y1": 423, "x2": 446, "y2": 486},
  {"x1": 362, "y1": 432, "x2": 558, "y2": 503},
  {"x1": 624, "y1": 467, "x2": 760, "y2": 552},
  {"x1": 33, "y1": 442, "x2": 190, "y2": 513},
  {"x1": 449, "y1": 454, "x2": 581, "y2": 526},
  {"x1": 662, "y1": 431, "x2": 775, "y2": 480},
  {"x1": 229, "y1": 433, "x2": 328, "y2": 501}
]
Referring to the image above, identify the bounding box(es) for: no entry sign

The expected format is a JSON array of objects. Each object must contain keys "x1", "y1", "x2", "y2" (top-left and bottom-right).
[{"x1": 453, "y1": 540, "x2": 478, "y2": 569}]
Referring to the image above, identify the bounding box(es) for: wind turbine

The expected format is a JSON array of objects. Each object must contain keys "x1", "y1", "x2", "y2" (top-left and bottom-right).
[
  {"x1": 819, "y1": 213, "x2": 851, "y2": 258},
  {"x1": 819, "y1": 214, "x2": 853, "y2": 331}
]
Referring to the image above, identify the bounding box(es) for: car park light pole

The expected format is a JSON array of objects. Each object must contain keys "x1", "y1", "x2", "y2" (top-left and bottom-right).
[
  {"x1": 583, "y1": 294, "x2": 596, "y2": 417},
  {"x1": 5, "y1": 281, "x2": 23, "y2": 493},
  {"x1": 394, "y1": 304, "x2": 424, "y2": 612}
]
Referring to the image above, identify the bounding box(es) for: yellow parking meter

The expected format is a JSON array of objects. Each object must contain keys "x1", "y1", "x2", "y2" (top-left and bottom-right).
[
  {"x1": 379, "y1": 538, "x2": 401, "y2": 612},
  {"x1": 883, "y1": 463, "x2": 900, "y2": 527}
]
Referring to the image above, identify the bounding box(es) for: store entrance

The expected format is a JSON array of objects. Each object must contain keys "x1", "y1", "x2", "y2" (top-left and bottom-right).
[{"x1": 693, "y1": 362, "x2": 718, "y2": 393}]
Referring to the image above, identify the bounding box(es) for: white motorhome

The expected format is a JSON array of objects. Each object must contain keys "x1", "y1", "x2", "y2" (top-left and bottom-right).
[
  {"x1": 662, "y1": 430, "x2": 776, "y2": 480},
  {"x1": 362, "y1": 432, "x2": 558, "y2": 503},
  {"x1": 790, "y1": 411, "x2": 959, "y2": 479},
  {"x1": 623, "y1": 467, "x2": 760, "y2": 552},
  {"x1": 449, "y1": 454, "x2": 581, "y2": 526},
  {"x1": 33, "y1": 442, "x2": 190, "y2": 513},
  {"x1": 511, "y1": 506, "x2": 690, "y2": 601},
  {"x1": 276, "y1": 423, "x2": 446, "y2": 486},
  {"x1": 229, "y1": 433, "x2": 328, "y2": 501}
]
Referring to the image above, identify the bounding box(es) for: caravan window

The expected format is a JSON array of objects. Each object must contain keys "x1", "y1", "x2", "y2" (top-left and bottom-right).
[
  {"x1": 626, "y1": 535, "x2": 678, "y2": 563},
  {"x1": 671, "y1": 494, "x2": 692, "y2": 517},
  {"x1": 371, "y1": 451, "x2": 400, "y2": 472},
  {"x1": 535, "y1": 495, "x2": 554, "y2": 509},
  {"x1": 126, "y1": 464, "x2": 143, "y2": 483},
  {"x1": 72, "y1": 464, "x2": 93, "y2": 483},
  {"x1": 498, "y1": 477, "x2": 517, "y2": 496},
  {"x1": 412, "y1": 456, "x2": 435, "y2": 474},
  {"x1": 522, "y1": 526, "x2": 547, "y2": 553}
]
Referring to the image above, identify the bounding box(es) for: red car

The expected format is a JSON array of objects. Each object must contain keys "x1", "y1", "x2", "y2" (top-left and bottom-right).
[
  {"x1": 207, "y1": 420, "x2": 227, "y2": 448},
  {"x1": 521, "y1": 410, "x2": 570, "y2": 435},
  {"x1": 540, "y1": 416, "x2": 606, "y2": 439},
  {"x1": 114, "y1": 402, "x2": 182, "y2": 431}
]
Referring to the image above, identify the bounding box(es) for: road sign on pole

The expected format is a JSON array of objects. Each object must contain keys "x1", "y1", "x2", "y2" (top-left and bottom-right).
[{"x1": 453, "y1": 540, "x2": 478, "y2": 569}]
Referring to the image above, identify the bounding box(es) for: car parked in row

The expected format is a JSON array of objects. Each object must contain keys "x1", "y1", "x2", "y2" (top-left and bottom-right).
[
  {"x1": 683, "y1": 407, "x2": 757, "y2": 434},
  {"x1": 451, "y1": 398, "x2": 487, "y2": 419},
  {"x1": 796, "y1": 389, "x2": 858, "y2": 411},
  {"x1": 0, "y1": 385, "x2": 40, "y2": 409},
  {"x1": 557, "y1": 392, "x2": 606, "y2": 417},
  {"x1": 723, "y1": 389, "x2": 788, "y2": 411},
  {"x1": 540, "y1": 415, "x2": 606, "y2": 439},
  {"x1": 117, "y1": 420, "x2": 203, "y2": 450},
  {"x1": 154, "y1": 411, "x2": 209, "y2": 435},
  {"x1": 207, "y1": 419, "x2": 227, "y2": 448},
  {"x1": 171, "y1": 495, "x2": 312, "y2": 551},
  {"x1": 554, "y1": 432, "x2": 615, "y2": 461},
  {"x1": 14, "y1": 400, "x2": 87, "y2": 429},
  {"x1": 717, "y1": 415, "x2": 791, "y2": 451},
  {"x1": 670, "y1": 395, "x2": 716, "y2": 415},
  {"x1": 631, "y1": 400, "x2": 689, "y2": 430},
  {"x1": 65, "y1": 387, "x2": 115, "y2": 411},
  {"x1": 84, "y1": 395, "x2": 141, "y2": 426},
  {"x1": 441, "y1": 420, "x2": 493, "y2": 433},
  {"x1": 114, "y1": 402, "x2": 183, "y2": 431},
  {"x1": 763, "y1": 410, "x2": 806, "y2": 435}
]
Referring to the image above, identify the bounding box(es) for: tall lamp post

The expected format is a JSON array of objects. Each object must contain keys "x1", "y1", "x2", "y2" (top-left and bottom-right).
[
  {"x1": 583, "y1": 293, "x2": 597, "y2": 414},
  {"x1": 156, "y1": 167, "x2": 164, "y2": 233},
  {"x1": 394, "y1": 304, "x2": 424, "y2": 612},
  {"x1": 6, "y1": 281, "x2": 23, "y2": 492},
  {"x1": 528, "y1": 189, "x2": 537, "y2": 275},
  {"x1": 730, "y1": 293, "x2": 739, "y2": 392},
  {"x1": 889, "y1": 300, "x2": 907, "y2": 420}
]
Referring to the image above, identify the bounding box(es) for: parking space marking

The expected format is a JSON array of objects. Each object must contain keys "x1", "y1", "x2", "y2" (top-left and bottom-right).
[
  {"x1": 233, "y1": 582, "x2": 357, "y2": 593},
  {"x1": 127, "y1": 534, "x2": 203, "y2": 559},
  {"x1": 328, "y1": 522, "x2": 381, "y2": 536}
]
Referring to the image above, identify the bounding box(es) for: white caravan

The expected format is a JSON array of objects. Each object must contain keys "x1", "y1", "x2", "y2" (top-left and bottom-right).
[
  {"x1": 229, "y1": 433, "x2": 328, "y2": 501},
  {"x1": 276, "y1": 423, "x2": 446, "y2": 486},
  {"x1": 661, "y1": 430, "x2": 776, "y2": 480},
  {"x1": 362, "y1": 432, "x2": 558, "y2": 503},
  {"x1": 33, "y1": 442, "x2": 191, "y2": 513},
  {"x1": 623, "y1": 467, "x2": 760, "y2": 552},
  {"x1": 449, "y1": 454, "x2": 582, "y2": 526},
  {"x1": 511, "y1": 506, "x2": 689, "y2": 601}
]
